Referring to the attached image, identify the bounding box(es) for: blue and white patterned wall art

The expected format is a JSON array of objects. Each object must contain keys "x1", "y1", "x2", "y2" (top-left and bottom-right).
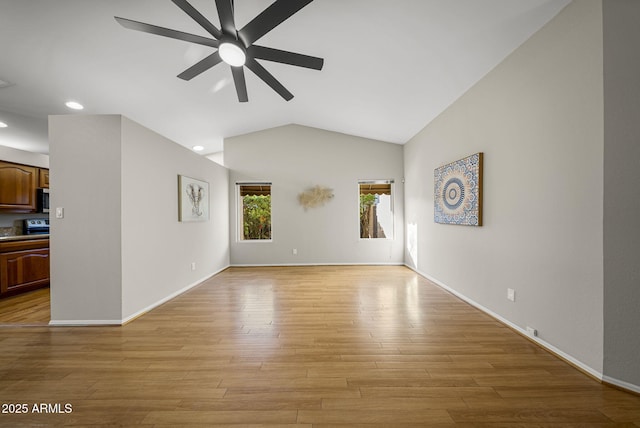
[{"x1": 434, "y1": 152, "x2": 483, "y2": 226}]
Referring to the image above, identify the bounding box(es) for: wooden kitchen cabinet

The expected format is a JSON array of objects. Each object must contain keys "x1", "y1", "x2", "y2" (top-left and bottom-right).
[
  {"x1": 0, "y1": 239, "x2": 50, "y2": 298},
  {"x1": 38, "y1": 168, "x2": 50, "y2": 188},
  {"x1": 0, "y1": 161, "x2": 38, "y2": 212}
]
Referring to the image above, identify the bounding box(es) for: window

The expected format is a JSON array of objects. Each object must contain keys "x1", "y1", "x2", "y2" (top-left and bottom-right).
[
  {"x1": 359, "y1": 180, "x2": 393, "y2": 239},
  {"x1": 238, "y1": 183, "x2": 272, "y2": 241}
]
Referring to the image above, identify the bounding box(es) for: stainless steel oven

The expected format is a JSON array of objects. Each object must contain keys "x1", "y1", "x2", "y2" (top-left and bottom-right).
[{"x1": 23, "y1": 218, "x2": 50, "y2": 235}]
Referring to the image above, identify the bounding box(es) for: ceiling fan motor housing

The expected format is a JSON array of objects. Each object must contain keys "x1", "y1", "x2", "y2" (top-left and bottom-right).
[{"x1": 219, "y1": 38, "x2": 247, "y2": 67}]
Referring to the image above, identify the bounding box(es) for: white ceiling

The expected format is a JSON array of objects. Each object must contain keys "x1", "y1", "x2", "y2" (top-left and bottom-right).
[{"x1": 0, "y1": 0, "x2": 570, "y2": 155}]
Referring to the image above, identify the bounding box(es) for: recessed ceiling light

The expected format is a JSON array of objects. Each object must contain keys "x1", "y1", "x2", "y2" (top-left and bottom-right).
[
  {"x1": 192, "y1": 145, "x2": 205, "y2": 152},
  {"x1": 65, "y1": 101, "x2": 84, "y2": 110},
  {"x1": 0, "y1": 121, "x2": 7, "y2": 128}
]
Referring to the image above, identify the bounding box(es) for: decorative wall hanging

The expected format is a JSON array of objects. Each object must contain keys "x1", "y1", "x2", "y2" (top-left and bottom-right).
[
  {"x1": 178, "y1": 175, "x2": 209, "y2": 222},
  {"x1": 298, "y1": 185, "x2": 334, "y2": 210},
  {"x1": 434, "y1": 152, "x2": 483, "y2": 226}
]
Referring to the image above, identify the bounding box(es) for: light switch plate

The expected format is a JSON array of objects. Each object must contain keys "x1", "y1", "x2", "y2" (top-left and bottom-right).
[{"x1": 55, "y1": 207, "x2": 64, "y2": 219}]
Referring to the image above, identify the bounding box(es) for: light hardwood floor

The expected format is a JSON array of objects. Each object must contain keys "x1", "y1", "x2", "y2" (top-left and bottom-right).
[
  {"x1": 0, "y1": 266, "x2": 638, "y2": 427},
  {"x1": 0, "y1": 287, "x2": 50, "y2": 325}
]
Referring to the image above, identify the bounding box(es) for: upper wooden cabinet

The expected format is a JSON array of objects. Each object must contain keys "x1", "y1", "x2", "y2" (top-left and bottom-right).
[
  {"x1": 0, "y1": 161, "x2": 37, "y2": 212},
  {"x1": 38, "y1": 168, "x2": 49, "y2": 188}
]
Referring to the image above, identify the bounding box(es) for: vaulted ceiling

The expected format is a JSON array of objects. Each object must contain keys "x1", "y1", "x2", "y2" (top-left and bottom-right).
[{"x1": 0, "y1": 0, "x2": 570, "y2": 155}]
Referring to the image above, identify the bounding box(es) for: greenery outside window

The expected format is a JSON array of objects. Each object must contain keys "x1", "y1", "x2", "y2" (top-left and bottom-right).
[
  {"x1": 238, "y1": 183, "x2": 272, "y2": 241},
  {"x1": 359, "y1": 180, "x2": 393, "y2": 239}
]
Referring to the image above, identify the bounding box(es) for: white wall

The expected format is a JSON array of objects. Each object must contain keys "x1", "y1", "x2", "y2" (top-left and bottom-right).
[
  {"x1": 225, "y1": 125, "x2": 404, "y2": 265},
  {"x1": 602, "y1": 0, "x2": 640, "y2": 390},
  {"x1": 120, "y1": 117, "x2": 229, "y2": 321},
  {"x1": 0, "y1": 144, "x2": 49, "y2": 168},
  {"x1": 0, "y1": 109, "x2": 49, "y2": 154},
  {"x1": 49, "y1": 115, "x2": 123, "y2": 323},
  {"x1": 206, "y1": 151, "x2": 224, "y2": 166},
  {"x1": 403, "y1": 0, "x2": 604, "y2": 376},
  {"x1": 49, "y1": 114, "x2": 230, "y2": 324}
]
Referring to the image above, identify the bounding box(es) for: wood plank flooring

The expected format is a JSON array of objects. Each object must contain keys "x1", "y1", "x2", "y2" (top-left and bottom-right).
[
  {"x1": 0, "y1": 266, "x2": 639, "y2": 427},
  {"x1": 0, "y1": 287, "x2": 50, "y2": 325}
]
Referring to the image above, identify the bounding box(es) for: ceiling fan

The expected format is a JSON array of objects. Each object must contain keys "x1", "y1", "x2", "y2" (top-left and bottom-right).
[{"x1": 115, "y1": 0, "x2": 324, "y2": 102}]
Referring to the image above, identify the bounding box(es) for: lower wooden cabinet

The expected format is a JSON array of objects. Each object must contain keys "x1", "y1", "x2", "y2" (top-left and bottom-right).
[{"x1": 0, "y1": 239, "x2": 49, "y2": 298}]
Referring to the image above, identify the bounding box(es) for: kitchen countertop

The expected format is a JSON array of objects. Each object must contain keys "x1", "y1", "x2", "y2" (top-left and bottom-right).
[{"x1": 0, "y1": 234, "x2": 50, "y2": 242}]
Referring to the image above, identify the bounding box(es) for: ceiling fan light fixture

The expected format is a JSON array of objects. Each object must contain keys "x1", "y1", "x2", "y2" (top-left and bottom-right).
[
  {"x1": 115, "y1": 0, "x2": 323, "y2": 101},
  {"x1": 218, "y1": 41, "x2": 246, "y2": 67}
]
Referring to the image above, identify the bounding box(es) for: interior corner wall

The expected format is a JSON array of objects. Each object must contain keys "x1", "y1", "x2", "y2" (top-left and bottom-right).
[
  {"x1": 49, "y1": 114, "x2": 230, "y2": 324},
  {"x1": 120, "y1": 117, "x2": 229, "y2": 321},
  {"x1": 403, "y1": 0, "x2": 605, "y2": 375},
  {"x1": 224, "y1": 124, "x2": 404, "y2": 266},
  {"x1": 49, "y1": 115, "x2": 123, "y2": 323},
  {"x1": 602, "y1": 0, "x2": 640, "y2": 389}
]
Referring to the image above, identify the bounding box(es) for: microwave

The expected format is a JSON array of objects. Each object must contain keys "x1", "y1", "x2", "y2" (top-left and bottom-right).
[{"x1": 37, "y1": 188, "x2": 50, "y2": 213}]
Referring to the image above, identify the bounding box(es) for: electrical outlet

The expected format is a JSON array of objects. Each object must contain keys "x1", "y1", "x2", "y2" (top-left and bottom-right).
[
  {"x1": 191, "y1": 262, "x2": 196, "y2": 271},
  {"x1": 292, "y1": 248, "x2": 297, "y2": 255},
  {"x1": 507, "y1": 288, "x2": 516, "y2": 302}
]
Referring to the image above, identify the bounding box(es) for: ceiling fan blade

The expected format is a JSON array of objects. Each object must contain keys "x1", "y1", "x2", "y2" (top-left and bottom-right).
[
  {"x1": 115, "y1": 17, "x2": 219, "y2": 48},
  {"x1": 171, "y1": 0, "x2": 222, "y2": 39},
  {"x1": 248, "y1": 45, "x2": 323, "y2": 70},
  {"x1": 238, "y1": 0, "x2": 314, "y2": 46},
  {"x1": 177, "y1": 51, "x2": 222, "y2": 81},
  {"x1": 245, "y1": 58, "x2": 293, "y2": 101},
  {"x1": 216, "y1": 0, "x2": 237, "y2": 36},
  {"x1": 231, "y1": 66, "x2": 248, "y2": 102}
]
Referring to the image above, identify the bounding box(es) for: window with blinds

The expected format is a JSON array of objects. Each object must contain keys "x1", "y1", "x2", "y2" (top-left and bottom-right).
[
  {"x1": 237, "y1": 183, "x2": 272, "y2": 241},
  {"x1": 359, "y1": 180, "x2": 394, "y2": 239}
]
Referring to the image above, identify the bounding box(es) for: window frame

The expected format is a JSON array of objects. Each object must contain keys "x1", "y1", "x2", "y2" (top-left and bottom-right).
[
  {"x1": 236, "y1": 182, "x2": 273, "y2": 243},
  {"x1": 358, "y1": 179, "x2": 395, "y2": 240}
]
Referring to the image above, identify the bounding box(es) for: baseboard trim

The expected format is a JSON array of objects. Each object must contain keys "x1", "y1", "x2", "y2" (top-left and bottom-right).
[
  {"x1": 603, "y1": 375, "x2": 640, "y2": 396},
  {"x1": 48, "y1": 319, "x2": 122, "y2": 326},
  {"x1": 404, "y1": 264, "x2": 605, "y2": 382},
  {"x1": 49, "y1": 265, "x2": 230, "y2": 327},
  {"x1": 230, "y1": 262, "x2": 404, "y2": 267},
  {"x1": 120, "y1": 265, "x2": 230, "y2": 325}
]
